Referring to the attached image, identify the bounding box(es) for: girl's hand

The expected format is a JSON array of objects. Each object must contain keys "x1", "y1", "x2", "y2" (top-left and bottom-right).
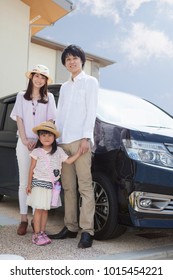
[
  {"x1": 26, "y1": 185, "x2": 31, "y2": 194},
  {"x1": 77, "y1": 148, "x2": 83, "y2": 156}
]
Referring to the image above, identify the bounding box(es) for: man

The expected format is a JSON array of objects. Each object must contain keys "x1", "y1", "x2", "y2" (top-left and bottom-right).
[{"x1": 48, "y1": 45, "x2": 98, "y2": 248}]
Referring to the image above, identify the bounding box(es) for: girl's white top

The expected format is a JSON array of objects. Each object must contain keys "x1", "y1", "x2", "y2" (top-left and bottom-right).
[{"x1": 31, "y1": 147, "x2": 68, "y2": 182}]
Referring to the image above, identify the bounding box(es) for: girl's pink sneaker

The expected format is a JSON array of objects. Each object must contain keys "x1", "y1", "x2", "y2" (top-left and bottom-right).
[
  {"x1": 41, "y1": 232, "x2": 52, "y2": 244},
  {"x1": 32, "y1": 233, "x2": 47, "y2": 246}
]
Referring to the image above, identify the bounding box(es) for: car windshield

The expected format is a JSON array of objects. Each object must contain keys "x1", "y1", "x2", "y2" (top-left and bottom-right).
[{"x1": 97, "y1": 88, "x2": 173, "y2": 130}]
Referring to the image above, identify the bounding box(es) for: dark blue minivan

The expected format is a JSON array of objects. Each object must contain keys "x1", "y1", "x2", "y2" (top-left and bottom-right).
[{"x1": 1, "y1": 85, "x2": 173, "y2": 240}]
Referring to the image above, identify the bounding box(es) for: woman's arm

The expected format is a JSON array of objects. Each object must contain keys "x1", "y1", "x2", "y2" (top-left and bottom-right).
[
  {"x1": 16, "y1": 116, "x2": 28, "y2": 145},
  {"x1": 17, "y1": 116, "x2": 36, "y2": 150}
]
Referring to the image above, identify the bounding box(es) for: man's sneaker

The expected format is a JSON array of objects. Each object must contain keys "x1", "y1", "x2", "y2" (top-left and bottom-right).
[
  {"x1": 41, "y1": 232, "x2": 52, "y2": 244},
  {"x1": 32, "y1": 233, "x2": 47, "y2": 246}
]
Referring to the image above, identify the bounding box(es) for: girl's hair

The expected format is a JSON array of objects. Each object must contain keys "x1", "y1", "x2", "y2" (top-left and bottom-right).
[
  {"x1": 61, "y1": 44, "x2": 86, "y2": 68},
  {"x1": 35, "y1": 130, "x2": 57, "y2": 154},
  {"x1": 24, "y1": 73, "x2": 49, "y2": 104}
]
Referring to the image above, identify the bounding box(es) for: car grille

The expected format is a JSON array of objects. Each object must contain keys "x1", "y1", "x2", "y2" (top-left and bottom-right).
[{"x1": 165, "y1": 200, "x2": 173, "y2": 212}]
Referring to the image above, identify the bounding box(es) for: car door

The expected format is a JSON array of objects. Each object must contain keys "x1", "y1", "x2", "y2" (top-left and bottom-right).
[{"x1": 0, "y1": 96, "x2": 18, "y2": 197}]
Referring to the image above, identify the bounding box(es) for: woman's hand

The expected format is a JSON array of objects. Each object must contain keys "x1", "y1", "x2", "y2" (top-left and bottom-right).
[
  {"x1": 23, "y1": 139, "x2": 36, "y2": 151},
  {"x1": 27, "y1": 141, "x2": 36, "y2": 151}
]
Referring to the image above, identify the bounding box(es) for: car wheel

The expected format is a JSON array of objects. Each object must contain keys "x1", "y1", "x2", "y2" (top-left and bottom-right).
[
  {"x1": 0, "y1": 194, "x2": 4, "y2": 201},
  {"x1": 92, "y1": 172, "x2": 126, "y2": 240}
]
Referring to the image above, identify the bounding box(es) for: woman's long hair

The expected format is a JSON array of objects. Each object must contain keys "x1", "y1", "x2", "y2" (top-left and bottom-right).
[
  {"x1": 24, "y1": 73, "x2": 49, "y2": 104},
  {"x1": 35, "y1": 130, "x2": 57, "y2": 154}
]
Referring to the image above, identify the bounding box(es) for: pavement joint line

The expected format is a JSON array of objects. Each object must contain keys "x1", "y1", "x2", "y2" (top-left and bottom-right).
[{"x1": 95, "y1": 245, "x2": 173, "y2": 260}]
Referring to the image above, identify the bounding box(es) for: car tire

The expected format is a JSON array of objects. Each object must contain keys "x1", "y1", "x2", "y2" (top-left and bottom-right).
[
  {"x1": 92, "y1": 172, "x2": 126, "y2": 240},
  {"x1": 0, "y1": 194, "x2": 4, "y2": 201}
]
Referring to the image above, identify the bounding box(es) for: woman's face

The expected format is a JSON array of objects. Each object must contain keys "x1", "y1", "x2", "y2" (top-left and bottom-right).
[{"x1": 32, "y1": 73, "x2": 47, "y2": 88}]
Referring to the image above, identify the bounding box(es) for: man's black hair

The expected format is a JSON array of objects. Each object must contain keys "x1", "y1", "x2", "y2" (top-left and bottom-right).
[{"x1": 61, "y1": 44, "x2": 86, "y2": 68}]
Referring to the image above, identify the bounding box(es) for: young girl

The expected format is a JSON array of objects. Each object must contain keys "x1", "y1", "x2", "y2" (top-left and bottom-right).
[
  {"x1": 26, "y1": 121, "x2": 82, "y2": 246},
  {"x1": 10, "y1": 64, "x2": 56, "y2": 236}
]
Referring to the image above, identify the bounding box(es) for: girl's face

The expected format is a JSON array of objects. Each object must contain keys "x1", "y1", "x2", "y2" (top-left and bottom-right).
[
  {"x1": 32, "y1": 73, "x2": 47, "y2": 88},
  {"x1": 39, "y1": 132, "x2": 55, "y2": 147}
]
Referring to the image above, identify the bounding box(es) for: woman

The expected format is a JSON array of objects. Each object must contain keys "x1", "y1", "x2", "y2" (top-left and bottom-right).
[{"x1": 10, "y1": 64, "x2": 56, "y2": 235}]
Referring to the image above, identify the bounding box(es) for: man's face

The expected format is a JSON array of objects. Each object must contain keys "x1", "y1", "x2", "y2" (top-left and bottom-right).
[{"x1": 65, "y1": 54, "x2": 83, "y2": 77}]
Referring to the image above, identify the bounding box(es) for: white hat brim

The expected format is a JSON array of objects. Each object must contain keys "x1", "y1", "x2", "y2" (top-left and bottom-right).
[{"x1": 25, "y1": 71, "x2": 53, "y2": 84}]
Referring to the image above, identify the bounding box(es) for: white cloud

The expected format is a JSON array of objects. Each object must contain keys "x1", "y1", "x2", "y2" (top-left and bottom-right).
[
  {"x1": 154, "y1": 91, "x2": 173, "y2": 115},
  {"x1": 120, "y1": 23, "x2": 173, "y2": 63},
  {"x1": 75, "y1": 0, "x2": 120, "y2": 24},
  {"x1": 74, "y1": 0, "x2": 173, "y2": 23},
  {"x1": 125, "y1": 0, "x2": 173, "y2": 16},
  {"x1": 157, "y1": 0, "x2": 173, "y2": 20},
  {"x1": 72, "y1": 0, "x2": 173, "y2": 60},
  {"x1": 125, "y1": 0, "x2": 153, "y2": 16},
  {"x1": 159, "y1": 0, "x2": 173, "y2": 4}
]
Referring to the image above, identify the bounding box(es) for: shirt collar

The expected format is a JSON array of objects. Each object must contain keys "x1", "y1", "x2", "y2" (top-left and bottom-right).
[{"x1": 70, "y1": 71, "x2": 85, "y2": 82}]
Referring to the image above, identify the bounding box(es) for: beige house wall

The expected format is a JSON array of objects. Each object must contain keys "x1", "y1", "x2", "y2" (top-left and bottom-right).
[
  {"x1": 30, "y1": 43, "x2": 95, "y2": 85},
  {"x1": 0, "y1": 1, "x2": 113, "y2": 98},
  {"x1": 0, "y1": 0, "x2": 29, "y2": 96},
  {"x1": 55, "y1": 49, "x2": 93, "y2": 83},
  {"x1": 29, "y1": 43, "x2": 57, "y2": 84}
]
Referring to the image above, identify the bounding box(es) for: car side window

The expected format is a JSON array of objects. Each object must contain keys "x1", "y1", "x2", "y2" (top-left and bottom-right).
[
  {"x1": 48, "y1": 85, "x2": 61, "y2": 106},
  {"x1": 4, "y1": 103, "x2": 17, "y2": 132}
]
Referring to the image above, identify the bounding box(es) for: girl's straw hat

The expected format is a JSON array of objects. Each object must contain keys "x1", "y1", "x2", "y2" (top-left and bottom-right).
[
  {"x1": 25, "y1": 64, "x2": 53, "y2": 84},
  {"x1": 33, "y1": 121, "x2": 60, "y2": 138}
]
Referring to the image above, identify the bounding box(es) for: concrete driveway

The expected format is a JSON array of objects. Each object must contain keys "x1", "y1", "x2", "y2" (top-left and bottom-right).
[{"x1": 1, "y1": 196, "x2": 173, "y2": 260}]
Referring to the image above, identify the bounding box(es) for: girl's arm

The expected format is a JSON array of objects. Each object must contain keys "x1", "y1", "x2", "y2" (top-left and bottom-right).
[
  {"x1": 26, "y1": 157, "x2": 37, "y2": 194},
  {"x1": 65, "y1": 149, "x2": 82, "y2": 165}
]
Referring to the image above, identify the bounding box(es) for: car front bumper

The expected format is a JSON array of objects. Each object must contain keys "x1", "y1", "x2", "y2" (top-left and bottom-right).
[{"x1": 128, "y1": 191, "x2": 173, "y2": 227}]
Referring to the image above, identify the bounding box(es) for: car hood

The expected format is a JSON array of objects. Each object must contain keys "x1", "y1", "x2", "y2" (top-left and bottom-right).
[{"x1": 128, "y1": 125, "x2": 173, "y2": 138}]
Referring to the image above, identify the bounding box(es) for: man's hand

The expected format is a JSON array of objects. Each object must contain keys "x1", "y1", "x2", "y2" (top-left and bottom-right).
[{"x1": 80, "y1": 138, "x2": 90, "y2": 154}]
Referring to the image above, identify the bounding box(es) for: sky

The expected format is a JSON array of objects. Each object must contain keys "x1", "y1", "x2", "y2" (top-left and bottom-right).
[{"x1": 38, "y1": 0, "x2": 173, "y2": 115}]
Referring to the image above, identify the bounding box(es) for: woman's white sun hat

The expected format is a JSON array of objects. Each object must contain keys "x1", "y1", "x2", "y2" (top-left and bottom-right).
[{"x1": 25, "y1": 64, "x2": 53, "y2": 84}]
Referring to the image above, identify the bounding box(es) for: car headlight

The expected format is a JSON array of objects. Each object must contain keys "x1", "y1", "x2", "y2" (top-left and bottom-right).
[{"x1": 122, "y1": 139, "x2": 173, "y2": 168}]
